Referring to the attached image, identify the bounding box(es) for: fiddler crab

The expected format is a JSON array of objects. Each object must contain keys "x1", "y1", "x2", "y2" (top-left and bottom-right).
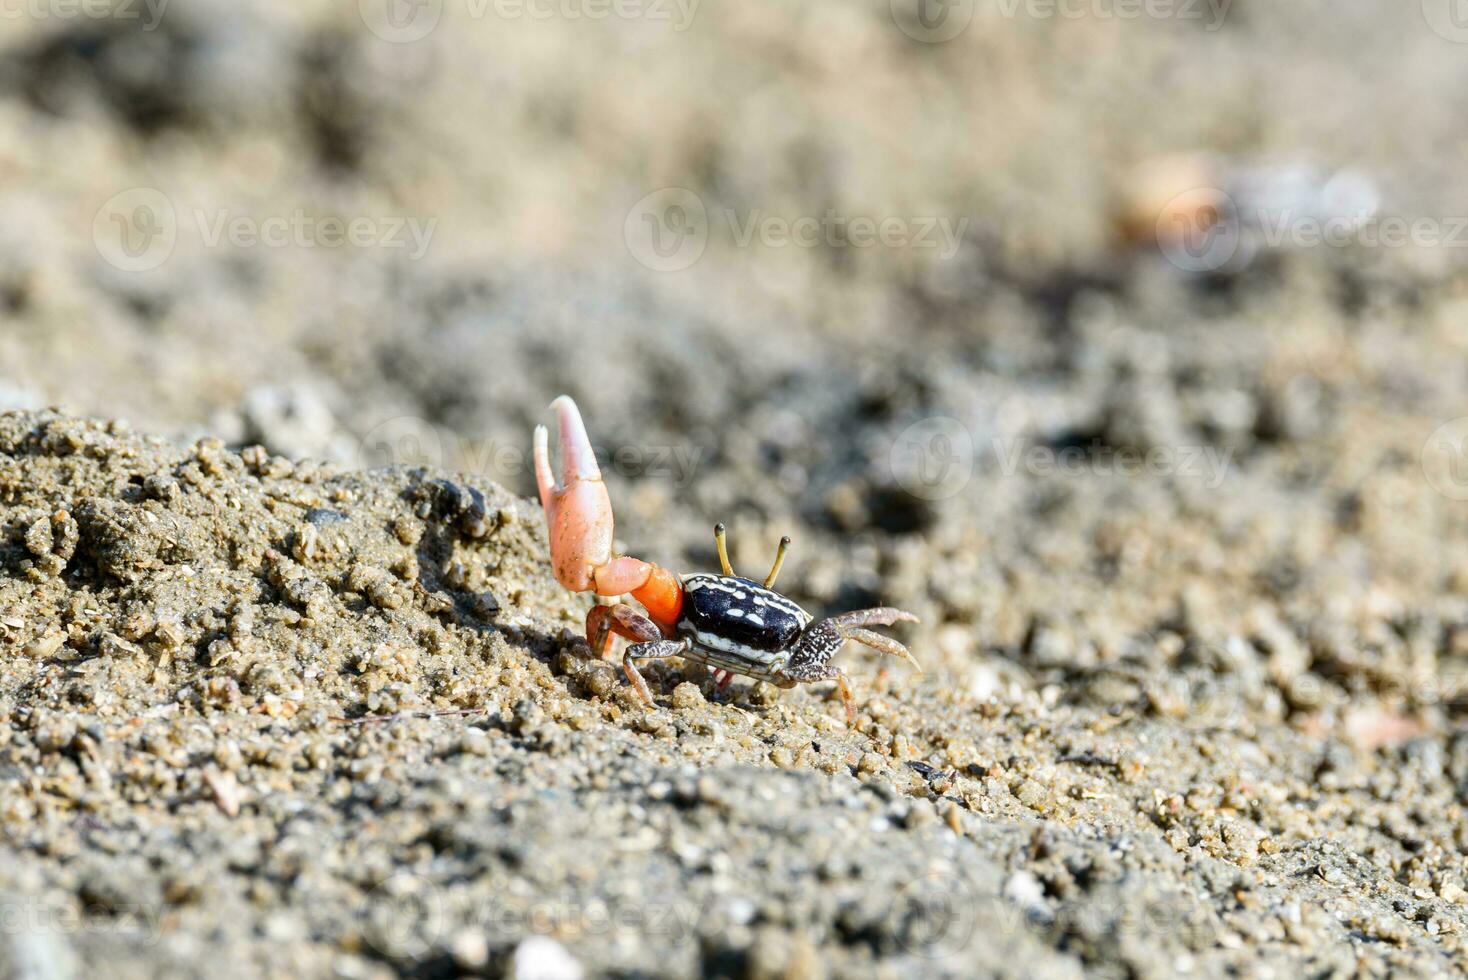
[{"x1": 533, "y1": 395, "x2": 920, "y2": 722}]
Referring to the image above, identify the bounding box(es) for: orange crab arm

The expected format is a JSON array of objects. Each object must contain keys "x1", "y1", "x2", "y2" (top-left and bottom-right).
[{"x1": 534, "y1": 396, "x2": 684, "y2": 633}]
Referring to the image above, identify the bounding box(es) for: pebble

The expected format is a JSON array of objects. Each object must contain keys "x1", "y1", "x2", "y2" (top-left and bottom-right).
[{"x1": 510, "y1": 937, "x2": 583, "y2": 980}]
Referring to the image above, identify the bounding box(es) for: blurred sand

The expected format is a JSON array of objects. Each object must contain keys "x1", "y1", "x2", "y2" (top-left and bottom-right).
[{"x1": 5, "y1": 1, "x2": 1468, "y2": 977}]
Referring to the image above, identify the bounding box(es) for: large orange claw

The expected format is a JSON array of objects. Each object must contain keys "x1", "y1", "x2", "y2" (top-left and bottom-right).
[
  {"x1": 534, "y1": 396, "x2": 614, "y2": 593},
  {"x1": 534, "y1": 397, "x2": 680, "y2": 628}
]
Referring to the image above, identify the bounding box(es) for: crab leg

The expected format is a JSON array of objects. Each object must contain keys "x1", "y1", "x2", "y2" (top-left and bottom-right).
[
  {"x1": 782, "y1": 660, "x2": 857, "y2": 725},
  {"x1": 587, "y1": 602, "x2": 662, "y2": 656},
  {"x1": 622, "y1": 638, "x2": 692, "y2": 708},
  {"x1": 827, "y1": 607, "x2": 919, "y2": 629},
  {"x1": 836, "y1": 625, "x2": 923, "y2": 673}
]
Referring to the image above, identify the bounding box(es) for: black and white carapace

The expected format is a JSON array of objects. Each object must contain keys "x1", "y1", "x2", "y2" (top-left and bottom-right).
[{"x1": 535, "y1": 395, "x2": 920, "y2": 722}]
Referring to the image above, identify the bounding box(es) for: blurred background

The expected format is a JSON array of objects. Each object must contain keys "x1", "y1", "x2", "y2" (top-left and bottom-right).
[{"x1": 4, "y1": 0, "x2": 1468, "y2": 719}]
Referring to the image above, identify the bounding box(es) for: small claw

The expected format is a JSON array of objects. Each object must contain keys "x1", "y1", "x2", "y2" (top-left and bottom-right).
[{"x1": 534, "y1": 396, "x2": 614, "y2": 592}]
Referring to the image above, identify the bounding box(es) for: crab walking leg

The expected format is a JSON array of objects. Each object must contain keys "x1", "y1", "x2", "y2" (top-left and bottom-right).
[
  {"x1": 622, "y1": 638, "x2": 692, "y2": 707},
  {"x1": 782, "y1": 662, "x2": 857, "y2": 725},
  {"x1": 826, "y1": 607, "x2": 919, "y2": 629},
  {"x1": 587, "y1": 602, "x2": 663, "y2": 657},
  {"x1": 836, "y1": 625, "x2": 923, "y2": 673}
]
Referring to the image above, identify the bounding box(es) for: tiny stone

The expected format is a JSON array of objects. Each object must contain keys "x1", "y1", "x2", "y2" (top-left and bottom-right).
[
  {"x1": 512, "y1": 698, "x2": 544, "y2": 734},
  {"x1": 584, "y1": 664, "x2": 615, "y2": 697},
  {"x1": 450, "y1": 930, "x2": 489, "y2": 971},
  {"x1": 671, "y1": 682, "x2": 704, "y2": 710},
  {"x1": 510, "y1": 936, "x2": 583, "y2": 980},
  {"x1": 458, "y1": 729, "x2": 492, "y2": 757}
]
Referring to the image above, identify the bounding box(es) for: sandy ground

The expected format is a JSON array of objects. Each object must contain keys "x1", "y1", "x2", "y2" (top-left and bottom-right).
[{"x1": 5, "y1": 1, "x2": 1468, "y2": 978}]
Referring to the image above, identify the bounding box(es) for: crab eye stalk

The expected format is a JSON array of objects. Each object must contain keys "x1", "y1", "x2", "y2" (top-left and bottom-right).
[
  {"x1": 713, "y1": 522, "x2": 734, "y2": 576},
  {"x1": 764, "y1": 535, "x2": 791, "y2": 588}
]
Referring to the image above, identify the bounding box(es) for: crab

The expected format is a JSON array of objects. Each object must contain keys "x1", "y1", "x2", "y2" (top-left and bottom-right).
[{"x1": 533, "y1": 395, "x2": 920, "y2": 722}]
